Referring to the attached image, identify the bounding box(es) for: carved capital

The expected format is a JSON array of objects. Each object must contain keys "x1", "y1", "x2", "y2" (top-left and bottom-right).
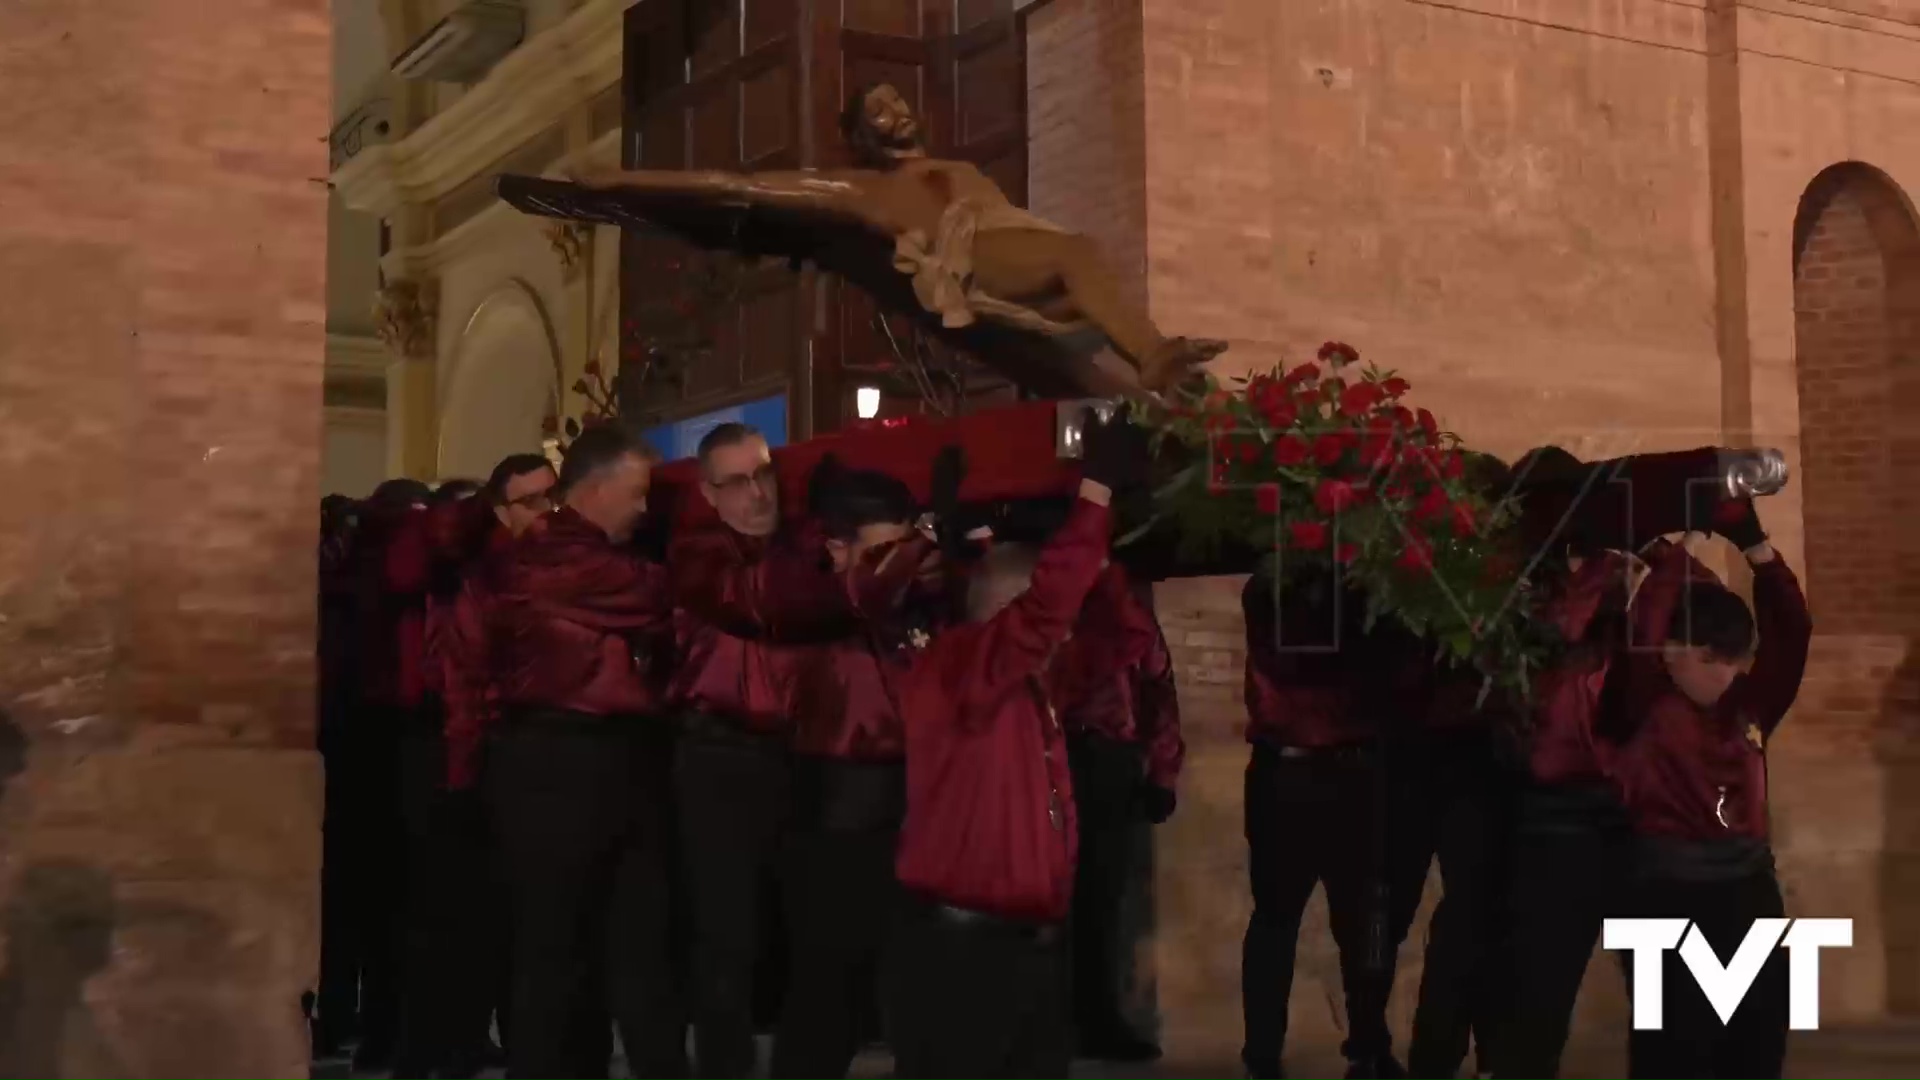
[
  {"x1": 372, "y1": 277, "x2": 440, "y2": 360},
  {"x1": 546, "y1": 222, "x2": 592, "y2": 279}
]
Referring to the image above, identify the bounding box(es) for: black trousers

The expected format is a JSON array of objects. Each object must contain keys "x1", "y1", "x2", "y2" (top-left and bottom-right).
[
  {"x1": 889, "y1": 901, "x2": 1071, "y2": 1079},
  {"x1": 1484, "y1": 788, "x2": 1630, "y2": 1079},
  {"x1": 396, "y1": 720, "x2": 510, "y2": 1075},
  {"x1": 488, "y1": 712, "x2": 686, "y2": 1080},
  {"x1": 317, "y1": 712, "x2": 406, "y2": 1055},
  {"x1": 675, "y1": 723, "x2": 792, "y2": 1079},
  {"x1": 1624, "y1": 867, "x2": 1788, "y2": 1079},
  {"x1": 1068, "y1": 732, "x2": 1150, "y2": 1039},
  {"x1": 1406, "y1": 732, "x2": 1513, "y2": 1078},
  {"x1": 1241, "y1": 742, "x2": 1428, "y2": 1072}
]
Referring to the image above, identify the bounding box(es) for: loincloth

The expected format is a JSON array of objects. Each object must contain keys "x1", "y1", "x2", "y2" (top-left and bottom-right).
[{"x1": 891, "y1": 200, "x2": 1095, "y2": 339}]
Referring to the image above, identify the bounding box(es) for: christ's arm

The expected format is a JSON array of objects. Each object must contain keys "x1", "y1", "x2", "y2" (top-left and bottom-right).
[{"x1": 576, "y1": 166, "x2": 870, "y2": 218}]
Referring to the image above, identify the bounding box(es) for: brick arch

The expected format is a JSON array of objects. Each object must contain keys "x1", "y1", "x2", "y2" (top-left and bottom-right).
[{"x1": 1791, "y1": 162, "x2": 1920, "y2": 637}]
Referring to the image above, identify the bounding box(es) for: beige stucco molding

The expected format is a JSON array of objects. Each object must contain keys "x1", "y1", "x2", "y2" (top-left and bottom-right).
[
  {"x1": 326, "y1": 333, "x2": 392, "y2": 377},
  {"x1": 331, "y1": 0, "x2": 626, "y2": 217},
  {"x1": 380, "y1": 128, "x2": 621, "y2": 280}
]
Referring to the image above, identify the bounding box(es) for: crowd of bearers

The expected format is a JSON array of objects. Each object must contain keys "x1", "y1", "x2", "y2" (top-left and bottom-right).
[
  {"x1": 312, "y1": 407, "x2": 1171, "y2": 1080},
  {"x1": 317, "y1": 412, "x2": 1812, "y2": 1080},
  {"x1": 1234, "y1": 486, "x2": 1811, "y2": 1080}
]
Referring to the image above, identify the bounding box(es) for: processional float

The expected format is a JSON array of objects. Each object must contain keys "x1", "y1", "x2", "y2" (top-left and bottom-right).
[{"x1": 496, "y1": 82, "x2": 1788, "y2": 579}]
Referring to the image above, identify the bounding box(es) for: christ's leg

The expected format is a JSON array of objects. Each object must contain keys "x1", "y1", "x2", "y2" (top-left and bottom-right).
[{"x1": 970, "y1": 229, "x2": 1221, "y2": 388}]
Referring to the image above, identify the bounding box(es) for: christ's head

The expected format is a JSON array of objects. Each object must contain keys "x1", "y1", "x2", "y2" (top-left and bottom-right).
[{"x1": 841, "y1": 83, "x2": 922, "y2": 169}]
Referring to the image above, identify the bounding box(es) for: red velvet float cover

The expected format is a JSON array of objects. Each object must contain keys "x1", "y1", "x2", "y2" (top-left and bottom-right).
[{"x1": 648, "y1": 400, "x2": 1082, "y2": 530}]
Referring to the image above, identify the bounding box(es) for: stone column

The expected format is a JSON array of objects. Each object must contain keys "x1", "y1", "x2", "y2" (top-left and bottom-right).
[{"x1": 0, "y1": 0, "x2": 329, "y2": 1076}]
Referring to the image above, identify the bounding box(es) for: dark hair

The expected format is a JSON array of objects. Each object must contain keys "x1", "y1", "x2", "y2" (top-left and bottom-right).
[
  {"x1": 839, "y1": 83, "x2": 907, "y2": 170},
  {"x1": 434, "y1": 479, "x2": 482, "y2": 504},
  {"x1": 1665, "y1": 582, "x2": 1756, "y2": 661},
  {"x1": 696, "y1": 422, "x2": 762, "y2": 465},
  {"x1": 560, "y1": 424, "x2": 648, "y2": 494},
  {"x1": 819, "y1": 469, "x2": 916, "y2": 540},
  {"x1": 368, "y1": 478, "x2": 433, "y2": 509},
  {"x1": 485, "y1": 453, "x2": 557, "y2": 504}
]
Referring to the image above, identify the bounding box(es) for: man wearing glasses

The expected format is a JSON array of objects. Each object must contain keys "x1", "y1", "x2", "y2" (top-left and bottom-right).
[{"x1": 669, "y1": 422, "x2": 862, "y2": 1078}]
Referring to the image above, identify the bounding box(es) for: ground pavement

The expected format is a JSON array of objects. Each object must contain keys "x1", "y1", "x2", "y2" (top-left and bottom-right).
[{"x1": 314, "y1": 1020, "x2": 1920, "y2": 1078}]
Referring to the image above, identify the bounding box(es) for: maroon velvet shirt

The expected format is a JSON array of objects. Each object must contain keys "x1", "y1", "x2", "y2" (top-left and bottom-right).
[
  {"x1": 788, "y1": 533, "x2": 949, "y2": 761},
  {"x1": 667, "y1": 522, "x2": 857, "y2": 734},
  {"x1": 1241, "y1": 575, "x2": 1374, "y2": 748},
  {"x1": 1051, "y1": 564, "x2": 1184, "y2": 790},
  {"x1": 426, "y1": 526, "x2": 517, "y2": 790},
  {"x1": 488, "y1": 508, "x2": 675, "y2": 718},
  {"x1": 359, "y1": 496, "x2": 496, "y2": 712},
  {"x1": 895, "y1": 498, "x2": 1111, "y2": 925},
  {"x1": 1611, "y1": 542, "x2": 1812, "y2": 842},
  {"x1": 1523, "y1": 551, "x2": 1638, "y2": 786}
]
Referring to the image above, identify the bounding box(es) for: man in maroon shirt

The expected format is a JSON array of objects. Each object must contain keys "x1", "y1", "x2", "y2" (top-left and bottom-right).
[
  {"x1": 1612, "y1": 502, "x2": 1811, "y2": 1080},
  {"x1": 1239, "y1": 569, "x2": 1432, "y2": 1080},
  {"x1": 399, "y1": 452, "x2": 557, "y2": 1078},
  {"x1": 329, "y1": 476, "x2": 432, "y2": 1070},
  {"x1": 1475, "y1": 544, "x2": 1660, "y2": 1080},
  {"x1": 771, "y1": 466, "x2": 950, "y2": 1079},
  {"x1": 1051, "y1": 563, "x2": 1182, "y2": 1063},
  {"x1": 888, "y1": 408, "x2": 1147, "y2": 1080},
  {"x1": 485, "y1": 425, "x2": 686, "y2": 1080},
  {"x1": 668, "y1": 422, "x2": 858, "y2": 1078}
]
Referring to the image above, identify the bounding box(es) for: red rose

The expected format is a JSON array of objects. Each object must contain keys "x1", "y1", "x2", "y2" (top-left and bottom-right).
[
  {"x1": 1450, "y1": 501, "x2": 1479, "y2": 537},
  {"x1": 1397, "y1": 539, "x2": 1435, "y2": 573},
  {"x1": 1255, "y1": 483, "x2": 1282, "y2": 516},
  {"x1": 1284, "y1": 362, "x2": 1321, "y2": 387},
  {"x1": 1381, "y1": 377, "x2": 1410, "y2": 398},
  {"x1": 1272, "y1": 435, "x2": 1311, "y2": 467},
  {"x1": 1312, "y1": 431, "x2": 1351, "y2": 467},
  {"x1": 1443, "y1": 451, "x2": 1466, "y2": 480},
  {"x1": 1261, "y1": 396, "x2": 1300, "y2": 430},
  {"x1": 1340, "y1": 382, "x2": 1387, "y2": 417},
  {"x1": 1317, "y1": 341, "x2": 1360, "y2": 367},
  {"x1": 1359, "y1": 433, "x2": 1397, "y2": 472},
  {"x1": 1412, "y1": 485, "x2": 1451, "y2": 521},
  {"x1": 1417, "y1": 408, "x2": 1440, "y2": 440},
  {"x1": 1391, "y1": 406, "x2": 1416, "y2": 432},
  {"x1": 583, "y1": 359, "x2": 602, "y2": 377},
  {"x1": 1314, "y1": 478, "x2": 1361, "y2": 515},
  {"x1": 1334, "y1": 542, "x2": 1360, "y2": 564},
  {"x1": 1289, "y1": 520, "x2": 1330, "y2": 551},
  {"x1": 1239, "y1": 439, "x2": 1265, "y2": 464}
]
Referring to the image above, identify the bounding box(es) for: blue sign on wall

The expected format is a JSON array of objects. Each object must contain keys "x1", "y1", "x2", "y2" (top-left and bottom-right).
[{"x1": 642, "y1": 394, "x2": 789, "y2": 463}]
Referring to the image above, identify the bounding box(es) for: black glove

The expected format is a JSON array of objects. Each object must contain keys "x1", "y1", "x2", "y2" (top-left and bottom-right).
[
  {"x1": 806, "y1": 452, "x2": 848, "y2": 519},
  {"x1": 1714, "y1": 496, "x2": 1768, "y2": 552},
  {"x1": 1139, "y1": 782, "x2": 1177, "y2": 825},
  {"x1": 1079, "y1": 406, "x2": 1151, "y2": 494},
  {"x1": 930, "y1": 444, "x2": 966, "y2": 520}
]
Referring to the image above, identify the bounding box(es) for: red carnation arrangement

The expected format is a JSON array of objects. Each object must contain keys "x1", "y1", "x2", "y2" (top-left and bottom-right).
[{"x1": 1142, "y1": 341, "x2": 1554, "y2": 694}]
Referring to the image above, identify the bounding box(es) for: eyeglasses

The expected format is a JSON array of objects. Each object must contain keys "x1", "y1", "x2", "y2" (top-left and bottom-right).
[
  {"x1": 704, "y1": 465, "x2": 776, "y2": 495},
  {"x1": 505, "y1": 491, "x2": 555, "y2": 511}
]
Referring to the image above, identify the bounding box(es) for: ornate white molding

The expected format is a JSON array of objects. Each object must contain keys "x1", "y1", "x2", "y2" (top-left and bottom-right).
[
  {"x1": 379, "y1": 128, "x2": 622, "y2": 280},
  {"x1": 374, "y1": 278, "x2": 442, "y2": 360},
  {"x1": 326, "y1": 333, "x2": 392, "y2": 377},
  {"x1": 331, "y1": 0, "x2": 626, "y2": 216}
]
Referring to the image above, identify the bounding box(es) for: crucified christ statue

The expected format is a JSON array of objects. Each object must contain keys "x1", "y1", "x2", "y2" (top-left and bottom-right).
[{"x1": 578, "y1": 83, "x2": 1227, "y2": 392}]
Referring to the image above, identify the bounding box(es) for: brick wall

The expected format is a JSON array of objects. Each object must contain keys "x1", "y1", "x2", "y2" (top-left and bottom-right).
[{"x1": 0, "y1": 0, "x2": 329, "y2": 1074}]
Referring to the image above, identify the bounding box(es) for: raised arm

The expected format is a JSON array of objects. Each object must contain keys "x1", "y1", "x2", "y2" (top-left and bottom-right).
[
  {"x1": 1732, "y1": 546, "x2": 1813, "y2": 737},
  {"x1": 578, "y1": 166, "x2": 870, "y2": 219},
  {"x1": 971, "y1": 487, "x2": 1113, "y2": 690}
]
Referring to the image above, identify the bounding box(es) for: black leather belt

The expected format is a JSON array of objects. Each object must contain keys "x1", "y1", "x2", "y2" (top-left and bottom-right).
[{"x1": 928, "y1": 902, "x2": 1064, "y2": 946}]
